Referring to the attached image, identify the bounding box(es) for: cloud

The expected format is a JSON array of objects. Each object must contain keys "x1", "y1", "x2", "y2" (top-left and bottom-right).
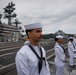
[{"x1": 0, "y1": 0, "x2": 76, "y2": 34}]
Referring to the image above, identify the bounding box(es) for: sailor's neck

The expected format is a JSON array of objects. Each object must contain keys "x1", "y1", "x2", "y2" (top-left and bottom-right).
[
  {"x1": 29, "y1": 40, "x2": 39, "y2": 46},
  {"x1": 57, "y1": 42, "x2": 62, "y2": 45}
]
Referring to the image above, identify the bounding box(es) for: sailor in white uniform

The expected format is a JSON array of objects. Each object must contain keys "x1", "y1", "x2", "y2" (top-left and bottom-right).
[
  {"x1": 73, "y1": 34, "x2": 76, "y2": 58},
  {"x1": 68, "y1": 37, "x2": 76, "y2": 67},
  {"x1": 73, "y1": 35, "x2": 76, "y2": 47},
  {"x1": 15, "y1": 22, "x2": 50, "y2": 75},
  {"x1": 54, "y1": 35, "x2": 67, "y2": 75}
]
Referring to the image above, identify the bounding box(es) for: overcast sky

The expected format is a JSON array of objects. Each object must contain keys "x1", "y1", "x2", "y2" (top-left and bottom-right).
[{"x1": 0, "y1": 0, "x2": 76, "y2": 34}]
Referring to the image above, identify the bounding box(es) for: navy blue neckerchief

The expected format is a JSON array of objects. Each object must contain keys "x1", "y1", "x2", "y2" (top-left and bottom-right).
[
  {"x1": 71, "y1": 42, "x2": 75, "y2": 49},
  {"x1": 59, "y1": 44, "x2": 66, "y2": 53},
  {"x1": 24, "y1": 43, "x2": 46, "y2": 74}
]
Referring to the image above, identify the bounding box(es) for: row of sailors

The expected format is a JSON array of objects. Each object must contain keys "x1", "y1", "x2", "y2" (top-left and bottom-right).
[
  {"x1": 54, "y1": 35, "x2": 76, "y2": 75},
  {"x1": 15, "y1": 22, "x2": 76, "y2": 75}
]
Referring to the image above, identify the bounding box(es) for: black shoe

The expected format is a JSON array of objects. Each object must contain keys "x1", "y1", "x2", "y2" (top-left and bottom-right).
[{"x1": 69, "y1": 65, "x2": 75, "y2": 67}]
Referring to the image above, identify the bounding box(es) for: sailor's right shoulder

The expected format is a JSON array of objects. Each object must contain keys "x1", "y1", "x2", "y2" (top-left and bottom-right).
[
  {"x1": 54, "y1": 44, "x2": 60, "y2": 48},
  {"x1": 17, "y1": 45, "x2": 29, "y2": 54},
  {"x1": 68, "y1": 42, "x2": 72, "y2": 45},
  {"x1": 54, "y1": 46, "x2": 59, "y2": 50}
]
